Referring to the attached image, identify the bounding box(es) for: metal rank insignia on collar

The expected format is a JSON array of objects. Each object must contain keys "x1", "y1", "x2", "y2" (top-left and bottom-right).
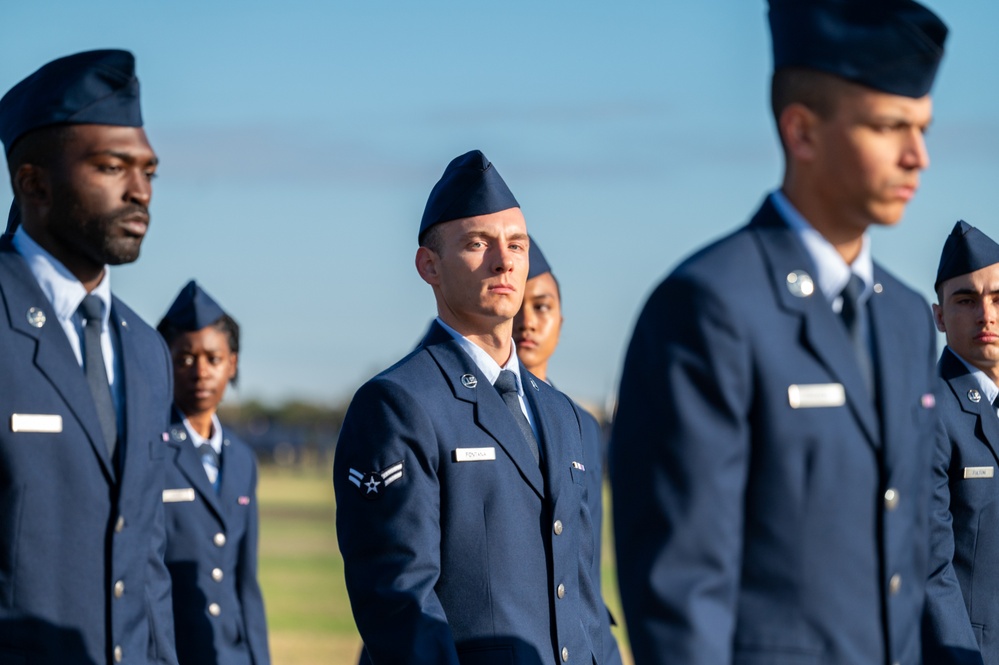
[
  {"x1": 969, "y1": 389, "x2": 982, "y2": 403},
  {"x1": 461, "y1": 374, "x2": 477, "y2": 389},
  {"x1": 348, "y1": 461, "x2": 404, "y2": 500}
]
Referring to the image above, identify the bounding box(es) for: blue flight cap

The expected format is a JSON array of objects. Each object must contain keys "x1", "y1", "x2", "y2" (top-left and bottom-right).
[
  {"x1": 4, "y1": 201, "x2": 18, "y2": 235},
  {"x1": 769, "y1": 0, "x2": 947, "y2": 98},
  {"x1": 528, "y1": 236, "x2": 552, "y2": 280},
  {"x1": 160, "y1": 280, "x2": 227, "y2": 332},
  {"x1": 0, "y1": 49, "x2": 143, "y2": 154},
  {"x1": 935, "y1": 221, "x2": 999, "y2": 290},
  {"x1": 419, "y1": 150, "x2": 519, "y2": 242}
]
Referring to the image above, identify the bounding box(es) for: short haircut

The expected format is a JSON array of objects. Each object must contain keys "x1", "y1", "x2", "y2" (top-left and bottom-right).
[
  {"x1": 5, "y1": 124, "x2": 75, "y2": 184},
  {"x1": 157, "y1": 314, "x2": 241, "y2": 385},
  {"x1": 419, "y1": 223, "x2": 445, "y2": 255},
  {"x1": 771, "y1": 68, "x2": 862, "y2": 153}
]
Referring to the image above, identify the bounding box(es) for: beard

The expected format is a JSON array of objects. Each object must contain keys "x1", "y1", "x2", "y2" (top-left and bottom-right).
[{"x1": 50, "y1": 193, "x2": 150, "y2": 267}]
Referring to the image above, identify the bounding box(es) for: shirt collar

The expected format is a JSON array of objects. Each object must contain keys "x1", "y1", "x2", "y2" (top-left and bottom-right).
[
  {"x1": 950, "y1": 348, "x2": 999, "y2": 406},
  {"x1": 770, "y1": 190, "x2": 874, "y2": 303},
  {"x1": 182, "y1": 413, "x2": 224, "y2": 455},
  {"x1": 12, "y1": 225, "x2": 112, "y2": 325},
  {"x1": 435, "y1": 317, "x2": 524, "y2": 396}
]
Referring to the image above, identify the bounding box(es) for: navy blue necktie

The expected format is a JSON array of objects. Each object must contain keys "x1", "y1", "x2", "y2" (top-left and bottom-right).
[
  {"x1": 494, "y1": 370, "x2": 540, "y2": 465},
  {"x1": 79, "y1": 295, "x2": 117, "y2": 456},
  {"x1": 839, "y1": 274, "x2": 874, "y2": 395}
]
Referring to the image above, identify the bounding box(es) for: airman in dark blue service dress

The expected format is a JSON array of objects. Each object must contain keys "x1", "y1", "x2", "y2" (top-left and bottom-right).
[
  {"x1": 922, "y1": 222, "x2": 999, "y2": 665},
  {"x1": 610, "y1": 2, "x2": 951, "y2": 664},
  {"x1": 0, "y1": 50, "x2": 177, "y2": 664},
  {"x1": 157, "y1": 281, "x2": 271, "y2": 665},
  {"x1": 334, "y1": 151, "x2": 604, "y2": 664}
]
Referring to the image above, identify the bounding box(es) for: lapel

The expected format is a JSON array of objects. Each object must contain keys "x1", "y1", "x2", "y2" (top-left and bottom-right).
[
  {"x1": 940, "y1": 347, "x2": 999, "y2": 463},
  {"x1": 166, "y1": 413, "x2": 225, "y2": 525},
  {"x1": 217, "y1": 428, "x2": 247, "y2": 518},
  {"x1": 421, "y1": 322, "x2": 545, "y2": 499},
  {"x1": 0, "y1": 242, "x2": 117, "y2": 481},
  {"x1": 523, "y1": 369, "x2": 564, "y2": 508},
  {"x1": 750, "y1": 199, "x2": 881, "y2": 448}
]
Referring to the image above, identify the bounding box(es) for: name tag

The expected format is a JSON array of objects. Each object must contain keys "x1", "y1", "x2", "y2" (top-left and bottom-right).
[
  {"x1": 788, "y1": 383, "x2": 846, "y2": 409},
  {"x1": 162, "y1": 488, "x2": 196, "y2": 503},
  {"x1": 10, "y1": 413, "x2": 63, "y2": 433},
  {"x1": 964, "y1": 466, "x2": 995, "y2": 479},
  {"x1": 453, "y1": 447, "x2": 496, "y2": 462}
]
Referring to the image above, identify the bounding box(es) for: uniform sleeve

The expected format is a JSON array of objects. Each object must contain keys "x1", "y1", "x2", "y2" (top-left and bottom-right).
[
  {"x1": 922, "y1": 402, "x2": 984, "y2": 665},
  {"x1": 238, "y1": 456, "x2": 271, "y2": 665},
  {"x1": 610, "y1": 275, "x2": 752, "y2": 665},
  {"x1": 333, "y1": 378, "x2": 459, "y2": 665}
]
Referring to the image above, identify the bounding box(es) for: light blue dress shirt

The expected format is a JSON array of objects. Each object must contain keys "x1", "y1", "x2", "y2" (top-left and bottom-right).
[{"x1": 436, "y1": 317, "x2": 539, "y2": 439}]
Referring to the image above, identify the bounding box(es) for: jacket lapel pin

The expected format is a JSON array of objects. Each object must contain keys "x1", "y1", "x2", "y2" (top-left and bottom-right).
[{"x1": 786, "y1": 270, "x2": 814, "y2": 298}]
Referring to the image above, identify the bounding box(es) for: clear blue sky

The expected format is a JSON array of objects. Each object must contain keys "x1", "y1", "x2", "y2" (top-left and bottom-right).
[{"x1": 2, "y1": 1, "x2": 997, "y2": 408}]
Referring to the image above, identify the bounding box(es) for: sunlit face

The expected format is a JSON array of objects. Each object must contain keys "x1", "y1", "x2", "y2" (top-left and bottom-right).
[
  {"x1": 809, "y1": 87, "x2": 932, "y2": 233},
  {"x1": 43, "y1": 124, "x2": 158, "y2": 271},
  {"x1": 514, "y1": 272, "x2": 563, "y2": 380},
  {"x1": 417, "y1": 207, "x2": 530, "y2": 334},
  {"x1": 170, "y1": 326, "x2": 238, "y2": 419},
  {"x1": 934, "y1": 262, "x2": 999, "y2": 377}
]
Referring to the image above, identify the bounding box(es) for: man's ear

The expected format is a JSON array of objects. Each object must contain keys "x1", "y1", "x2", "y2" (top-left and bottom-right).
[
  {"x1": 415, "y1": 246, "x2": 440, "y2": 286},
  {"x1": 13, "y1": 163, "x2": 51, "y2": 204},
  {"x1": 779, "y1": 103, "x2": 821, "y2": 164},
  {"x1": 932, "y1": 302, "x2": 946, "y2": 333}
]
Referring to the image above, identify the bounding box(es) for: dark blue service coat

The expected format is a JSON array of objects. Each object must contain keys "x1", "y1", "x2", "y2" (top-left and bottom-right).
[
  {"x1": 334, "y1": 321, "x2": 603, "y2": 664},
  {"x1": 163, "y1": 414, "x2": 270, "y2": 665},
  {"x1": 611, "y1": 198, "x2": 939, "y2": 665},
  {"x1": 923, "y1": 347, "x2": 999, "y2": 665},
  {"x1": 0, "y1": 237, "x2": 178, "y2": 664}
]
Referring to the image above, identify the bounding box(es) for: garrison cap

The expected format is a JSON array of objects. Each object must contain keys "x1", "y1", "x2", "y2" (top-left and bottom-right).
[
  {"x1": 419, "y1": 150, "x2": 519, "y2": 242},
  {"x1": 935, "y1": 221, "x2": 999, "y2": 290},
  {"x1": 768, "y1": 0, "x2": 947, "y2": 98},
  {"x1": 160, "y1": 280, "x2": 227, "y2": 332},
  {"x1": 0, "y1": 49, "x2": 143, "y2": 154},
  {"x1": 528, "y1": 236, "x2": 552, "y2": 280}
]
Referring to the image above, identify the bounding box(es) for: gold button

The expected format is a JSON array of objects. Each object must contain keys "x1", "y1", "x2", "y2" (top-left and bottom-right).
[
  {"x1": 561, "y1": 646, "x2": 569, "y2": 662},
  {"x1": 553, "y1": 520, "x2": 563, "y2": 536},
  {"x1": 884, "y1": 488, "x2": 899, "y2": 511},
  {"x1": 113, "y1": 580, "x2": 124, "y2": 598},
  {"x1": 889, "y1": 573, "x2": 902, "y2": 595},
  {"x1": 113, "y1": 645, "x2": 123, "y2": 663},
  {"x1": 213, "y1": 532, "x2": 226, "y2": 547},
  {"x1": 208, "y1": 602, "x2": 221, "y2": 617},
  {"x1": 212, "y1": 568, "x2": 224, "y2": 582},
  {"x1": 115, "y1": 516, "x2": 125, "y2": 533},
  {"x1": 557, "y1": 583, "x2": 565, "y2": 599}
]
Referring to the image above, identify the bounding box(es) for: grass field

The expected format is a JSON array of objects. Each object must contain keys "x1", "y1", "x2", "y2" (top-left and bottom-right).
[{"x1": 256, "y1": 465, "x2": 633, "y2": 664}]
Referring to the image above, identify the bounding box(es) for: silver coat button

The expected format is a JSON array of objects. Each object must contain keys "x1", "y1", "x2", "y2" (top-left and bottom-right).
[
  {"x1": 557, "y1": 583, "x2": 565, "y2": 599},
  {"x1": 113, "y1": 645, "x2": 123, "y2": 663},
  {"x1": 113, "y1": 580, "x2": 124, "y2": 598},
  {"x1": 115, "y1": 516, "x2": 125, "y2": 533},
  {"x1": 561, "y1": 646, "x2": 569, "y2": 662},
  {"x1": 884, "y1": 488, "x2": 899, "y2": 511},
  {"x1": 889, "y1": 574, "x2": 902, "y2": 595},
  {"x1": 212, "y1": 568, "x2": 224, "y2": 582},
  {"x1": 208, "y1": 602, "x2": 221, "y2": 617},
  {"x1": 553, "y1": 520, "x2": 563, "y2": 536},
  {"x1": 214, "y1": 532, "x2": 226, "y2": 547}
]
